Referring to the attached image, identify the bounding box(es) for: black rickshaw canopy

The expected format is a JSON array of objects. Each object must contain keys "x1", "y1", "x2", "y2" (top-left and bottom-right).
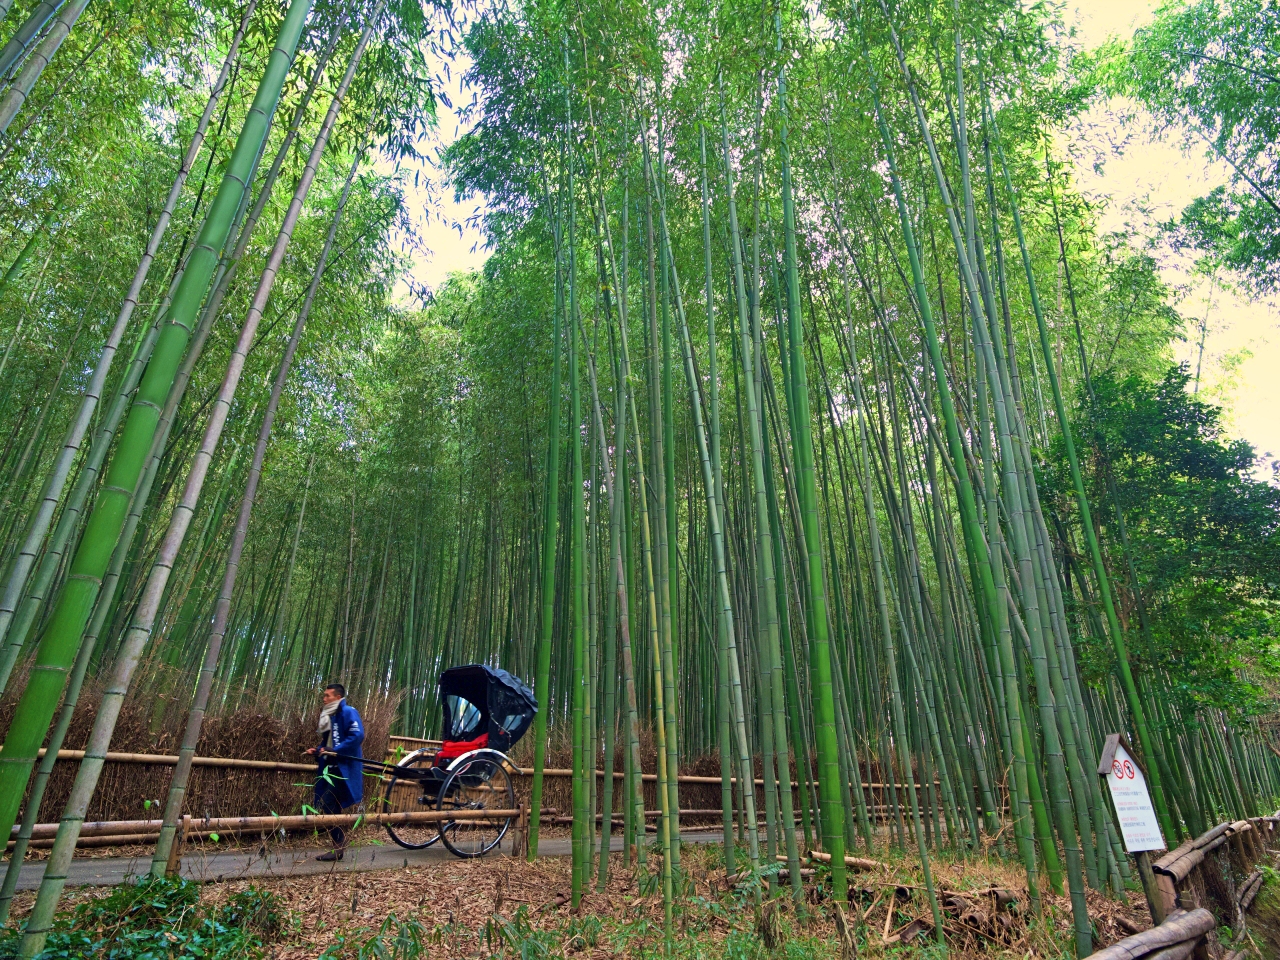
[{"x1": 438, "y1": 664, "x2": 537, "y2": 754}]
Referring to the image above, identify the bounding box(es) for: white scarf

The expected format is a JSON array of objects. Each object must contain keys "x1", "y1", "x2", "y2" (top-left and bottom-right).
[{"x1": 317, "y1": 699, "x2": 342, "y2": 748}]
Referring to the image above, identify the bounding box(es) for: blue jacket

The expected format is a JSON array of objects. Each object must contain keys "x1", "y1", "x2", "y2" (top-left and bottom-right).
[{"x1": 315, "y1": 700, "x2": 365, "y2": 808}]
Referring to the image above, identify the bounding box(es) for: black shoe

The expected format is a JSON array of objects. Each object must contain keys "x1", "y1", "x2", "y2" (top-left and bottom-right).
[{"x1": 316, "y1": 850, "x2": 344, "y2": 862}]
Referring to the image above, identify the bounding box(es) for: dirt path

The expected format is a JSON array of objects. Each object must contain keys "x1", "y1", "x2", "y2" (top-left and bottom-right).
[{"x1": 10, "y1": 829, "x2": 728, "y2": 891}]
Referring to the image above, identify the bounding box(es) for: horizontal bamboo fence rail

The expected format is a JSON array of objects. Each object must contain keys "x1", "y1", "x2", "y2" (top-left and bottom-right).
[
  {"x1": 19, "y1": 833, "x2": 169, "y2": 850},
  {"x1": 40, "y1": 748, "x2": 936, "y2": 790},
  {"x1": 37, "y1": 749, "x2": 315, "y2": 773},
  {"x1": 10, "y1": 805, "x2": 746, "y2": 845},
  {"x1": 519, "y1": 767, "x2": 936, "y2": 789},
  {"x1": 25, "y1": 750, "x2": 946, "y2": 855},
  {"x1": 11, "y1": 807, "x2": 521, "y2": 841},
  {"x1": 8, "y1": 808, "x2": 529, "y2": 854},
  {"x1": 0, "y1": 804, "x2": 740, "y2": 854}
]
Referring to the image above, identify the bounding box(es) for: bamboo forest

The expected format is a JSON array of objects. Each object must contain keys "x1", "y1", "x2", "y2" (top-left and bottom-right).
[{"x1": 0, "y1": 0, "x2": 1277, "y2": 956}]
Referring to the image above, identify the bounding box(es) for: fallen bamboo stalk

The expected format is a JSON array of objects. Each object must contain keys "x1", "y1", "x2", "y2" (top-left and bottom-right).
[
  {"x1": 882, "y1": 889, "x2": 897, "y2": 942},
  {"x1": 806, "y1": 849, "x2": 887, "y2": 871}
]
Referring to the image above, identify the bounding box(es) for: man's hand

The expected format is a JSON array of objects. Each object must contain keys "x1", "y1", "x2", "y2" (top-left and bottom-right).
[{"x1": 304, "y1": 747, "x2": 318, "y2": 757}]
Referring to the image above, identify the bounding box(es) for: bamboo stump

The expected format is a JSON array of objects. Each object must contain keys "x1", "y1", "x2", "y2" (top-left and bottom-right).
[{"x1": 164, "y1": 814, "x2": 190, "y2": 877}]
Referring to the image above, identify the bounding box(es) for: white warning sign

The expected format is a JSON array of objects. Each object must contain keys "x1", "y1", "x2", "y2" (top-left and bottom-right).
[{"x1": 1104, "y1": 741, "x2": 1165, "y2": 852}]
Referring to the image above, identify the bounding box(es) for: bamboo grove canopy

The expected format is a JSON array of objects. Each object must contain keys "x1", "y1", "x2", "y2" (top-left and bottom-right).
[{"x1": 0, "y1": 0, "x2": 1276, "y2": 954}]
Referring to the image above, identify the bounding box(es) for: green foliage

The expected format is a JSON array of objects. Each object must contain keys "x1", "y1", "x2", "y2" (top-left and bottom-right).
[
  {"x1": 318, "y1": 895, "x2": 845, "y2": 960},
  {"x1": 1058, "y1": 365, "x2": 1280, "y2": 715},
  {"x1": 480, "y1": 907, "x2": 560, "y2": 959},
  {"x1": 1117, "y1": 0, "x2": 1280, "y2": 292},
  {"x1": 1169, "y1": 185, "x2": 1280, "y2": 293},
  {"x1": 0, "y1": 877, "x2": 283, "y2": 960},
  {"x1": 320, "y1": 913, "x2": 431, "y2": 960}
]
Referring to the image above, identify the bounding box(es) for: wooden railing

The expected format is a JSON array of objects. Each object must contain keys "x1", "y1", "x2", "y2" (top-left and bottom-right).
[
  {"x1": 1153, "y1": 817, "x2": 1273, "y2": 920},
  {"x1": 1091, "y1": 814, "x2": 1277, "y2": 960},
  {"x1": 1090, "y1": 908, "x2": 1216, "y2": 960},
  {"x1": 41, "y1": 747, "x2": 936, "y2": 789}
]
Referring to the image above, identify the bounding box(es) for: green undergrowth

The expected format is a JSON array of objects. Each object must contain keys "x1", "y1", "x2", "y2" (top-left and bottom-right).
[
  {"x1": 316, "y1": 841, "x2": 1066, "y2": 960},
  {"x1": 318, "y1": 896, "x2": 841, "y2": 960},
  {"x1": 312, "y1": 842, "x2": 836, "y2": 959},
  {"x1": 0, "y1": 876, "x2": 285, "y2": 960},
  {"x1": 0, "y1": 842, "x2": 1090, "y2": 960},
  {"x1": 1244, "y1": 870, "x2": 1280, "y2": 959}
]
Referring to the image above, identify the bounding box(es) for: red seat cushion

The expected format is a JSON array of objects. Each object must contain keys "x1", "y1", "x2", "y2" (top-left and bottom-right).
[{"x1": 434, "y1": 733, "x2": 488, "y2": 766}]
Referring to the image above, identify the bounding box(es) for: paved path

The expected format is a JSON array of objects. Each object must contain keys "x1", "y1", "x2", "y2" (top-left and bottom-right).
[{"x1": 12, "y1": 831, "x2": 727, "y2": 891}]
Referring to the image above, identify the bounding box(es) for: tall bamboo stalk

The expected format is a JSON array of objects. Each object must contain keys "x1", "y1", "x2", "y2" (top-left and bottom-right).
[
  {"x1": 150, "y1": 142, "x2": 364, "y2": 875},
  {"x1": 527, "y1": 164, "x2": 566, "y2": 861},
  {"x1": 0, "y1": 0, "x2": 89, "y2": 136},
  {"x1": 774, "y1": 15, "x2": 848, "y2": 903}
]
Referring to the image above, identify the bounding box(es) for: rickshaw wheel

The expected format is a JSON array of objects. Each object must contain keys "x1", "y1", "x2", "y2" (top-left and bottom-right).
[
  {"x1": 436, "y1": 751, "x2": 515, "y2": 858},
  {"x1": 382, "y1": 750, "x2": 442, "y2": 850}
]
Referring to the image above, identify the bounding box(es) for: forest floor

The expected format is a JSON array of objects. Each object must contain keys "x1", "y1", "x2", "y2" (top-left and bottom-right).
[{"x1": 2, "y1": 839, "x2": 1160, "y2": 959}]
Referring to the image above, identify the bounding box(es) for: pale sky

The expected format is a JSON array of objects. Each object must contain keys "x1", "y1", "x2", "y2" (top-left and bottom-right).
[
  {"x1": 391, "y1": 0, "x2": 1279, "y2": 470},
  {"x1": 384, "y1": 41, "x2": 489, "y2": 304},
  {"x1": 1063, "y1": 0, "x2": 1280, "y2": 470}
]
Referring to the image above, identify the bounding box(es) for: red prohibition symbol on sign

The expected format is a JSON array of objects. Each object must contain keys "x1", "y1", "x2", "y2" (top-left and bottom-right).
[
  {"x1": 1123, "y1": 760, "x2": 1135, "y2": 779},
  {"x1": 1113, "y1": 759, "x2": 1124, "y2": 777}
]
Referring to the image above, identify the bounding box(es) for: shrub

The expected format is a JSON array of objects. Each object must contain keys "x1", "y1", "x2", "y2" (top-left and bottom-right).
[{"x1": 0, "y1": 875, "x2": 285, "y2": 959}]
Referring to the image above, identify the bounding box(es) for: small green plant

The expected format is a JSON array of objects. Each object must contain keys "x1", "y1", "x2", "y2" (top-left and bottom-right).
[
  {"x1": 220, "y1": 888, "x2": 283, "y2": 939},
  {"x1": 724, "y1": 929, "x2": 765, "y2": 960},
  {"x1": 478, "y1": 906, "x2": 559, "y2": 959},
  {"x1": 0, "y1": 875, "x2": 285, "y2": 959},
  {"x1": 320, "y1": 914, "x2": 432, "y2": 960},
  {"x1": 564, "y1": 913, "x2": 602, "y2": 949}
]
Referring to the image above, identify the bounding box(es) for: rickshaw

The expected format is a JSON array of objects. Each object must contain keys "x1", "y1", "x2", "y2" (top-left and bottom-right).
[{"x1": 378, "y1": 664, "x2": 537, "y2": 858}]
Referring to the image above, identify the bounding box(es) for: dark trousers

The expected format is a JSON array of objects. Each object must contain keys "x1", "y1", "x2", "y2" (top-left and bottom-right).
[{"x1": 316, "y1": 784, "x2": 347, "y2": 847}]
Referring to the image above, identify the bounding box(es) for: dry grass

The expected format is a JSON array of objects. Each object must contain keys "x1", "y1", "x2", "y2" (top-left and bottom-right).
[
  {"x1": 855, "y1": 845, "x2": 1157, "y2": 958},
  {"x1": 3, "y1": 838, "x2": 1159, "y2": 959}
]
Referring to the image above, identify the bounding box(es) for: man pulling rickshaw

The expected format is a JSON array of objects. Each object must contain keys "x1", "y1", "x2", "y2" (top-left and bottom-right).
[
  {"x1": 306, "y1": 682, "x2": 364, "y2": 861},
  {"x1": 310, "y1": 665, "x2": 537, "y2": 859}
]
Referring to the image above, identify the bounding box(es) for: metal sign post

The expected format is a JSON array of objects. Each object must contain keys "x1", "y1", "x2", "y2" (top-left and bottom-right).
[{"x1": 1098, "y1": 732, "x2": 1167, "y2": 923}]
